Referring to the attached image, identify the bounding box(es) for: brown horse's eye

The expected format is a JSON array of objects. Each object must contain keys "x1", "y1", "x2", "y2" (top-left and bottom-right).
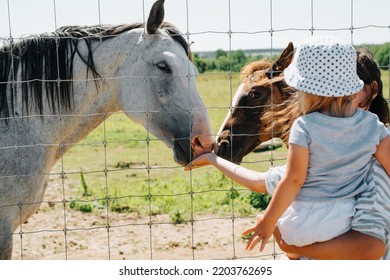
[{"x1": 252, "y1": 91, "x2": 261, "y2": 99}]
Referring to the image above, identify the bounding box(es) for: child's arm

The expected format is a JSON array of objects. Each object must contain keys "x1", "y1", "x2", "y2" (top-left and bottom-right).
[
  {"x1": 243, "y1": 143, "x2": 309, "y2": 251},
  {"x1": 184, "y1": 153, "x2": 267, "y2": 193},
  {"x1": 375, "y1": 135, "x2": 390, "y2": 177}
]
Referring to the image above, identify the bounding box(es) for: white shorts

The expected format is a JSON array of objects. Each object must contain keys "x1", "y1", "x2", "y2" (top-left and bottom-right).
[{"x1": 277, "y1": 199, "x2": 355, "y2": 247}]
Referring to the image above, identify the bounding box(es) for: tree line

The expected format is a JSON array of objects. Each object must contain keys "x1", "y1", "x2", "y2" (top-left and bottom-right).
[{"x1": 193, "y1": 43, "x2": 389, "y2": 74}]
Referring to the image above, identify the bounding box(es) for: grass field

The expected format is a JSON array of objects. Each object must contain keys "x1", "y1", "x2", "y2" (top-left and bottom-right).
[
  {"x1": 51, "y1": 69, "x2": 389, "y2": 222},
  {"x1": 383, "y1": 70, "x2": 389, "y2": 100}
]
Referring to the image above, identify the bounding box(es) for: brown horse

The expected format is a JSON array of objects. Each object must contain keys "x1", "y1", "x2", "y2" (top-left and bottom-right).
[{"x1": 216, "y1": 42, "x2": 295, "y2": 163}]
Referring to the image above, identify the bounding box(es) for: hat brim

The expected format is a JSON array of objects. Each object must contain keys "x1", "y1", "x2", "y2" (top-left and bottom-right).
[{"x1": 284, "y1": 64, "x2": 364, "y2": 97}]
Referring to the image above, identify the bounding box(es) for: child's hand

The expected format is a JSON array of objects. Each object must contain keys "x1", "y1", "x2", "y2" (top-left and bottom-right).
[
  {"x1": 184, "y1": 153, "x2": 213, "y2": 171},
  {"x1": 242, "y1": 214, "x2": 275, "y2": 252}
]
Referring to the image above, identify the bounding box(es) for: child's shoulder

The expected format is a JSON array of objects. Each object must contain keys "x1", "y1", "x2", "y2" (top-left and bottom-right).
[
  {"x1": 355, "y1": 110, "x2": 388, "y2": 133},
  {"x1": 296, "y1": 110, "x2": 381, "y2": 126},
  {"x1": 357, "y1": 109, "x2": 381, "y2": 122}
]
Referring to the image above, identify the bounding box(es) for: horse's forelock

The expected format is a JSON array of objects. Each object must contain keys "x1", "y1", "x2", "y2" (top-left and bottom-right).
[
  {"x1": 160, "y1": 22, "x2": 192, "y2": 61},
  {"x1": 240, "y1": 60, "x2": 272, "y2": 79}
]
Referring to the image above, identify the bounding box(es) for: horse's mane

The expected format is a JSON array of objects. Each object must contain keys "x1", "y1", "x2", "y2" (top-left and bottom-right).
[
  {"x1": 241, "y1": 60, "x2": 298, "y2": 145},
  {"x1": 0, "y1": 22, "x2": 190, "y2": 121}
]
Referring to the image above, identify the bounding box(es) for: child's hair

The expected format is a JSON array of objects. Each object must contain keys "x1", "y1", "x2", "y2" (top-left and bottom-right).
[{"x1": 298, "y1": 91, "x2": 355, "y2": 117}]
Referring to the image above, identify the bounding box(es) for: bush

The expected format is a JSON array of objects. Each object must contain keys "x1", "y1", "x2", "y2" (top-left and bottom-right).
[
  {"x1": 249, "y1": 192, "x2": 271, "y2": 210},
  {"x1": 193, "y1": 49, "x2": 266, "y2": 73}
]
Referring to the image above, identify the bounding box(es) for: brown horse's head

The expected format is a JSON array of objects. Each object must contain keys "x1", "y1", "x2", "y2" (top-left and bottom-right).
[{"x1": 216, "y1": 42, "x2": 295, "y2": 164}]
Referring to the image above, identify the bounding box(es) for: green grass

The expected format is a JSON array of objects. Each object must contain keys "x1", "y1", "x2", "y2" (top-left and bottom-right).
[
  {"x1": 50, "y1": 70, "x2": 389, "y2": 220},
  {"x1": 382, "y1": 70, "x2": 389, "y2": 100}
]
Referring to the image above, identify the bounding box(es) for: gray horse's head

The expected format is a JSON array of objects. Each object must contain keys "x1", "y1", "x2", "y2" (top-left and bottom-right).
[{"x1": 116, "y1": 0, "x2": 214, "y2": 165}]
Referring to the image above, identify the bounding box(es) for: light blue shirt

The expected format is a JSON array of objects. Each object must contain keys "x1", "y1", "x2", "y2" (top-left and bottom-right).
[{"x1": 289, "y1": 109, "x2": 389, "y2": 202}]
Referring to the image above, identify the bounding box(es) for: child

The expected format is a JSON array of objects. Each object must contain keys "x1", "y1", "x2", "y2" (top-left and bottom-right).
[
  {"x1": 262, "y1": 49, "x2": 390, "y2": 259},
  {"x1": 186, "y1": 36, "x2": 390, "y2": 257}
]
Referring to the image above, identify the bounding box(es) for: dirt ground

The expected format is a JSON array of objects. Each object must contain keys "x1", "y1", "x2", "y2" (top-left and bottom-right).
[{"x1": 11, "y1": 182, "x2": 286, "y2": 260}]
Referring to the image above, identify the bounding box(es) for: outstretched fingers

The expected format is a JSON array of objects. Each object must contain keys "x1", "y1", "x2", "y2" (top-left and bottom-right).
[
  {"x1": 184, "y1": 162, "x2": 208, "y2": 171},
  {"x1": 184, "y1": 153, "x2": 213, "y2": 171},
  {"x1": 242, "y1": 227, "x2": 268, "y2": 252}
]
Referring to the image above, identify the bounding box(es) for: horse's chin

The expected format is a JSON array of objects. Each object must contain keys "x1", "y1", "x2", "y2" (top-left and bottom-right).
[
  {"x1": 172, "y1": 139, "x2": 191, "y2": 166},
  {"x1": 216, "y1": 144, "x2": 244, "y2": 165}
]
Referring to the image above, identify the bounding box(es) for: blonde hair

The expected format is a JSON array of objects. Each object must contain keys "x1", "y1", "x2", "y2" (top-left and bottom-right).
[
  {"x1": 263, "y1": 91, "x2": 355, "y2": 145},
  {"x1": 298, "y1": 91, "x2": 355, "y2": 117}
]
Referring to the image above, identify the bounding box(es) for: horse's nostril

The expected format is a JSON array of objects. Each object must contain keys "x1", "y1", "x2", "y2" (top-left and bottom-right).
[
  {"x1": 218, "y1": 139, "x2": 230, "y2": 146},
  {"x1": 193, "y1": 136, "x2": 202, "y2": 148},
  {"x1": 191, "y1": 134, "x2": 214, "y2": 159},
  {"x1": 217, "y1": 130, "x2": 231, "y2": 145}
]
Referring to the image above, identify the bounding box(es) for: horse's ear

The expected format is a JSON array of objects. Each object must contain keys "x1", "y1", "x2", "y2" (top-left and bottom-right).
[
  {"x1": 266, "y1": 42, "x2": 294, "y2": 79},
  {"x1": 147, "y1": 0, "x2": 165, "y2": 35}
]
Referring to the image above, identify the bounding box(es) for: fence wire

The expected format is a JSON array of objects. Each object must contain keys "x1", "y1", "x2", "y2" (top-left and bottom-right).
[{"x1": 0, "y1": 0, "x2": 389, "y2": 260}]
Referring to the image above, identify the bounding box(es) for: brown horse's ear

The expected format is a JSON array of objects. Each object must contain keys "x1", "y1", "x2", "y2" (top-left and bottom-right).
[
  {"x1": 147, "y1": 0, "x2": 165, "y2": 35},
  {"x1": 266, "y1": 42, "x2": 294, "y2": 79}
]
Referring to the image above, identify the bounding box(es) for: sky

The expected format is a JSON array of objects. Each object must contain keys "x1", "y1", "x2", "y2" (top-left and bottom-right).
[{"x1": 0, "y1": 0, "x2": 389, "y2": 52}]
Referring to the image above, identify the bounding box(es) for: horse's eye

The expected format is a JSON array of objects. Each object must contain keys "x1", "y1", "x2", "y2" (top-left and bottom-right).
[
  {"x1": 157, "y1": 62, "x2": 171, "y2": 74},
  {"x1": 252, "y1": 91, "x2": 261, "y2": 99}
]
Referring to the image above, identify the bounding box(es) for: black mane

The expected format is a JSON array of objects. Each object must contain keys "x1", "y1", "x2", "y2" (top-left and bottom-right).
[{"x1": 0, "y1": 22, "x2": 190, "y2": 121}]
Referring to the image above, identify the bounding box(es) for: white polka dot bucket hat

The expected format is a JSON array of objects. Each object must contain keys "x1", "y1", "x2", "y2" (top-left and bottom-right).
[{"x1": 284, "y1": 36, "x2": 364, "y2": 97}]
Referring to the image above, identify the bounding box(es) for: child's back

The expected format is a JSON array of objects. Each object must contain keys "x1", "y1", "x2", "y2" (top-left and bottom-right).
[{"x1": 291, "y1": 109, "x2": 388, "y2": 202}]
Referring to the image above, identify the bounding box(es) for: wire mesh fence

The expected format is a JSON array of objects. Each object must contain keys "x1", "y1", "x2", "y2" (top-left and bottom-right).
[{"x1": 0, "y1": 0, "x2": 389, "y2": 260}]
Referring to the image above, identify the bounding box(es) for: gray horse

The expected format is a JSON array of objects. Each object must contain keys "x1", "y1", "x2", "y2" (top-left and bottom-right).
[{"x1": 0, "y1": 0, "x2": 214, "y2": 259}]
